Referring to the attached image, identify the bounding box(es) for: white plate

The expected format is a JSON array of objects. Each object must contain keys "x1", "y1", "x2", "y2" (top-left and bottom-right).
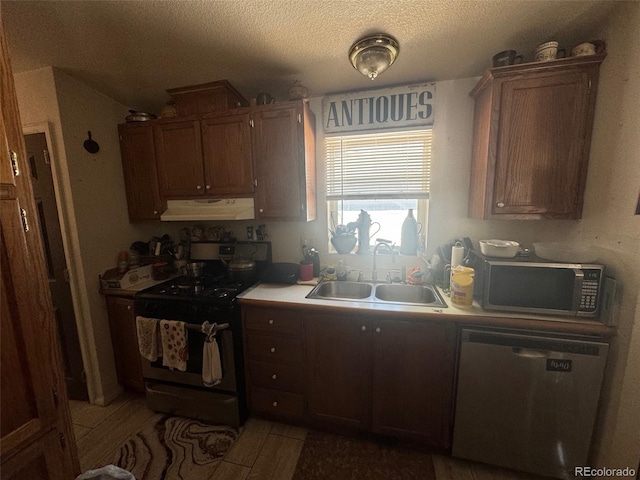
[{"x1": 479, "y1": 239, "x2": 520, "y2": 258}]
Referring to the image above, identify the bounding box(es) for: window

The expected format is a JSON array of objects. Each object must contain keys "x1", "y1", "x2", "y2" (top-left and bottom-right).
[{"x1": 326, "y1": 128, "x2": 432, "y2": 251}]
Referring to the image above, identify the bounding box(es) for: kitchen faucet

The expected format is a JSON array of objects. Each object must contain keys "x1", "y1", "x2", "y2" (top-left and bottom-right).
[{"x1": 372, "y1": 239, "x2": 396, "y2": 282}]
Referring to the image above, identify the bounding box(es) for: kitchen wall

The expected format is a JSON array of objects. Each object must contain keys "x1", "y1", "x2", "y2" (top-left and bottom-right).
[
  {"x1": 14, "y1": 67, "x2": 165, "y2": 405},
  {"x1": 565, "y1": 1, "x2": 639, "y2": 470}
]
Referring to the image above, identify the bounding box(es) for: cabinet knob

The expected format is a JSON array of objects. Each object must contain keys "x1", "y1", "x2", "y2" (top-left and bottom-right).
[
  {"x1": 206, "y1": 185, "x2": 211, "y2": 189},
  {"x1": 268, "y1": 319, "x2": 274, "y2": 325},
  {"x1": 270, "y1": 347, "x2": 276, "y2": 353},
  {"x1": 361, "y1": 325, "x2": 367, "y2": 331},
  {"x1": 375, "y1": 327, "x2": 381, "y2": 333},
  {"x1": 127, "y1": 305, "x2": 132, "y2": 311},
  {"x1": 196, "y1": 185, "x2": 202, "y2": 190},
  {"x1": 272, "y1": 401, "x2": 278, "y2": 407},
  {"x1": 259, "y1": 208, "x2": 264, "y2": 213},
  {"x1": 496, "y1": 202, "x2": 505, "y2": 208},
  {"x1": 153, "y1": 210, "x2": 159, "y2": 215},
  {"x1": 271, "y1": 374, "x2": 277, "y2": 380}
]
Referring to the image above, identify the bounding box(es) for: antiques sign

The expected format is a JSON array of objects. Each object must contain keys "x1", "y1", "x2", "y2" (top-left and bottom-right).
[{"x1": 323, "y1": 83, "x2": 435, "y2": 133}]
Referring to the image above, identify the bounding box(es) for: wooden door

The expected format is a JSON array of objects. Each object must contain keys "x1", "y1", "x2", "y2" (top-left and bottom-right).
[
  {"x1": 305, "y1": 312, "x2": 371, "y2": 429},
  {"x1": 118, "y1": 123, "x2": 162, "y2": 221},
  {"x1": 155, "y1": 119, "x2": 204, "y2": 197},
  {"x1": 1, "y1": 18, "x2": 79, "y2": 477},
  {"x1": 371, "y1": 318, "x2": 456, "y2": 447},
  {"x1": 493, "y1": 70, "x2": 593, "y2": 217},
  {"x1": 105, "y1": 296, "x2": 144, "y2": 392},
  {"x1": 201, "y1": 113, "x2": 254, "y2": 195},
  {"x1": 24, "y1": 132, "x2": 87, "y2": 401},
  {"x1": 253, "y1": 105, "x2": 303, "y2": 220}
]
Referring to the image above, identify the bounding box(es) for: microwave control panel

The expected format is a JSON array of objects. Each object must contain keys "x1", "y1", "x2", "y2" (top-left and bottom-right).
[{"x1": 580, "y1": 269, "x2": 602, "y2": 313}]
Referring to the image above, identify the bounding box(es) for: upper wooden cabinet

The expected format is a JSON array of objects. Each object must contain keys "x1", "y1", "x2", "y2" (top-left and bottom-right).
[
  {"x1": 201, "y1": 113, "x2": 254, "y2": 196},
  {"x1": 118, "y1": 123, "x2": 163, "y2": 221},
  {"x1": 468, "y1": 55, "x2": 605, "y2": 220},
  {"x1": 155, "y1": 119, "x2": 204, "y2": 197},
  {"x1": 253, "y1": 101, "x2": 317, "y2": 222},
  {"x1": 155, "y1": 115, "x2": 255, "y2": 199}
]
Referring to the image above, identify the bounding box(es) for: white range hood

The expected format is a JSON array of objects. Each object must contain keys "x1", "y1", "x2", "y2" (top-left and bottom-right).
[{"x1": 160, "y1": 198, "x2": 255, "y2": 221}]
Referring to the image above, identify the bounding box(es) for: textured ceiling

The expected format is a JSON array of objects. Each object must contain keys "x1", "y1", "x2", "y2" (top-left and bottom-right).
[{"x1": 2, "y1": 0, "x2": 618, "y2": 113}]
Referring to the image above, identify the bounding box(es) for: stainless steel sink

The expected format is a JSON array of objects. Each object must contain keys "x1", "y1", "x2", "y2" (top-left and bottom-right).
[
  {"x1": 374, "y1": 284, "x2": 444, "y2": 306},
  {"x1": 306, "y1": 281, "x2": 447, "y2": 307},
  {"x1": 310, "y1": 281, "x2": 373, "y2": 300}
]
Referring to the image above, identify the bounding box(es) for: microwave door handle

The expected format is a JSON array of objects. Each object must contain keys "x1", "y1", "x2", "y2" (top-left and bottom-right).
[{"x1": 572, "y1": 268, "x2": 585, "y2": 314}]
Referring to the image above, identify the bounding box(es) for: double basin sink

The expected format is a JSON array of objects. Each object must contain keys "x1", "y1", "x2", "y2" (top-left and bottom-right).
[{"x1": 306, "y1": 281, "x2": 447, "y2": 308}]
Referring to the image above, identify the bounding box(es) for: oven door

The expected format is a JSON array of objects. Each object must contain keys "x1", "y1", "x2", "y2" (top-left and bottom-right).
[{"x1": 141, "y1": 325, "x2": 237, "y2": 393}]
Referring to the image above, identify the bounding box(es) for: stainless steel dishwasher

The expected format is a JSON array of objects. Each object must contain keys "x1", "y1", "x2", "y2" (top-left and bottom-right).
[{"x1": 452, "y1": 328, "x2": 609, "y2": 479}]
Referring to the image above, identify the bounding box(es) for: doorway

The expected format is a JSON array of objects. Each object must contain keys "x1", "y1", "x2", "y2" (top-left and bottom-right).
[{"x1": 24, "y1": 132, "x2": 88, "y2": 401}]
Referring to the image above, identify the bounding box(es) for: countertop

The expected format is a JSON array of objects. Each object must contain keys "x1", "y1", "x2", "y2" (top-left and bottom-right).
[{"x1": 238, "y1": 281, "x2": 614, "y2": 338}]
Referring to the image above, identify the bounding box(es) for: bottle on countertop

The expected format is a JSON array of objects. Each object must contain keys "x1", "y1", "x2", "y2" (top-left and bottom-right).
[
  {"x1": 305, "y1": 247, "x2": 321, "y2": 277},
  {"x1": 400, "y1": 209, "x2": 418, "y2": 255},
  {"x1": 337, "y1": 260, "x2": 348, "y2": 281}
]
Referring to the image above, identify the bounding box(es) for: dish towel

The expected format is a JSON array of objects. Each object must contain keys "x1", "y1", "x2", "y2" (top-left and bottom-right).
[
  {"x1": 160, "y1": 320, "x2": 188, "y2": 371},
  {"x1": 202, "y1": 321, "x2": 223, "y2": 387},
  {"x1": 136, "y1": 316, "x2": 162, "y2": 362}
]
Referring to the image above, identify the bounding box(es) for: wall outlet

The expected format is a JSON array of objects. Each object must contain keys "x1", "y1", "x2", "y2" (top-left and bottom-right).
[{"x1": 301, "y1": 236, "x2": 315, "y2": 249}]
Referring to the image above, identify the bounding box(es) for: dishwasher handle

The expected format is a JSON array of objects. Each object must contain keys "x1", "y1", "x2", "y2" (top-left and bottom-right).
[{"x1": 512, "y1": 347, "x2": 551, "y2": 358}]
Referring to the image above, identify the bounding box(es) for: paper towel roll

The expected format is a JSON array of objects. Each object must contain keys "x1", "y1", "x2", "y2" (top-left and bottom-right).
[{"x1": 451, "y1": 245, "x2": 465, "y2": 267}]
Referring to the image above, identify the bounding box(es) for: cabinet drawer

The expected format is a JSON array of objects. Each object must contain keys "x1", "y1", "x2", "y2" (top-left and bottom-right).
[
  {"x1": 247, "y1": 334, "x2": 303, "y2": 363},
  {"x1": 249, "y1": 361, "x2": 303, "y2": 392},
  {"x1": 244, "y1": 307, "x2": 303, "y2": 336},
  {"x1": 251, "y1": 387, "x2": 304, "y2": 417}
]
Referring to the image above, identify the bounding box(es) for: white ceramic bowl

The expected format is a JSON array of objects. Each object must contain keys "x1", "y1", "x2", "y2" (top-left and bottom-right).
[
  {"x1": 479, "y1": 239, "x2": 520, "y2": 258},
  {"x1": 533, "y1": 242, "x2": 598, "y2": 263}
]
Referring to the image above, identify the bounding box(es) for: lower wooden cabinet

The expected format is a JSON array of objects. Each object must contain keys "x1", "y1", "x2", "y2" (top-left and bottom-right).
[
  {"x1": 305, "y1": 312, "x2": 371, "y2": 430},
  {"x1": 104, "y1": 295, "x2": 145, "y2": 392},
  {"x1": 241, "y1": 303, "x2": 457, "y2": 447},
  {"x1": 243, "y1": 306, "x2": 306, "y2": 419},
  {"x1": 371, "y1": 318, "x2": 456, "y2": 446}
]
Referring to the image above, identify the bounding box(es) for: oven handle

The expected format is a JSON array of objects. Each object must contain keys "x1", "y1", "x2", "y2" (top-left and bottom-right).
[{"x1": 184, "y1": 322, "x2": 230, "y2": 333}]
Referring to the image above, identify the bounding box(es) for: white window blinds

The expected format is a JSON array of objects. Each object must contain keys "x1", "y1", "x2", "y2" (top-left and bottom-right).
[{"x1": 325, "y1": 129, "x2": 432, "y2": 200}]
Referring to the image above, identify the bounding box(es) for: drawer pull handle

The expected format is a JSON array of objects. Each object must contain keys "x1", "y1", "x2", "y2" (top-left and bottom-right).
[
  {"x1": 271, "y1": 374, "x2": 277, "y2": 380},
  {"x1": 268, "y1": 319, "x2": 274, "y2": 325},
  {"x1": 270, "y1": 347, "x2": 276, "y2": 353},
  {"x1": 273, "y1": 401, "x2": 278, "y2": 407}
]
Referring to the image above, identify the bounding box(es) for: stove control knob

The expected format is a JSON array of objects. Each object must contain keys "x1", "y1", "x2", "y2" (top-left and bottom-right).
[{"x1": 270, "y1": 347, "x2": 276, "y2": 353}]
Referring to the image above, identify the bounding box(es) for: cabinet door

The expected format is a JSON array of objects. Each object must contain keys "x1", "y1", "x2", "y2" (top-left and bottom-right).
[
  {"x1": 1, "y1": 21, "x2": 79, "y2": 476},
  {"x1": 1, "y1": 426, "x2": 74, "y2": 480},
  {"x1": 253, "y1": 105, "x2": 304, "y2": 220},
  {"x1": 105, "y1": 296, "x2": 144, "y2": 392},
  {"x1": 493, "y1": 70, "x2": 593, "y2": 217},
  {"x1": 118, "y1": 123, "x2": 162, "y2": 221},
  {"x1": 305, "y1": 313, "x2": 371, "y2": 429},
  {"x1": 201, "y1": 113, "x2": 254, "y2": 195},
  {"x1": 372, "y1": 319, "x2": 456, "y2": 447},
  {"x1": 155, "y1": 120, "x2": 204, "y2": 197}
]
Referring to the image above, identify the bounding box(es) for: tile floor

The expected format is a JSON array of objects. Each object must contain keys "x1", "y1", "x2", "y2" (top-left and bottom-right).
[{"x1": 70, "y1": 393, "x2": 549, "y2": 480}]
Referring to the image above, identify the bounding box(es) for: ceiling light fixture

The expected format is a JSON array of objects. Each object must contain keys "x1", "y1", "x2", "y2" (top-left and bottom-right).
[{"x1": 349, "y1": 34, "x2": 399, "y2": 80}]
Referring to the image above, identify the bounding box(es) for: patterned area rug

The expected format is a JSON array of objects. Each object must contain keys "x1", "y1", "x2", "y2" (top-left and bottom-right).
[
  {"x1": 292, "y1": 430, "x2": 436, "y2": 480},
  {"x1": 111, "y1": 416, "x2": 239, "y2": 480}
]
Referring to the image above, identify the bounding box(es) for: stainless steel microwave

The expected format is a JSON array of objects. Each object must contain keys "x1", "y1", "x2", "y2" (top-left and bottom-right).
[{"x1": 470, "y1": 251, "x2": 605, "y2": 318}]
